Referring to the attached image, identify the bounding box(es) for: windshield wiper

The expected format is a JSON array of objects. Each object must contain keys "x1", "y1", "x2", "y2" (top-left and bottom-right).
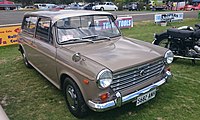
[
  {"x1": 60, "y1": 38, "x2": 94, "y2": 44},
  {"x1": 82, "y1": 35, "x2": 98, "y2": 39},
  {"x1": 93, "y1": 36, "x2": 111, "y2": 41}
]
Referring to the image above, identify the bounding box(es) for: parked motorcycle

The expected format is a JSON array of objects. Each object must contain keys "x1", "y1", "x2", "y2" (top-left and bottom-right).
[{"x1": 153, "y1": 24, "x2": 200, "y2": 63}]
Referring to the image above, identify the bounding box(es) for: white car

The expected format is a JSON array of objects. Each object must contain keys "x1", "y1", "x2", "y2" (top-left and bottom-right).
[{"x1": 92, "y1": 2, "x2": 118, "y2": 11}]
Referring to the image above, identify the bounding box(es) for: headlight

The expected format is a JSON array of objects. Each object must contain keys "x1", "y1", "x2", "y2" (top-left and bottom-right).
[
  {"x1": 97, "y1": 69, "x2": 113, "y2": 89},
  {"x1": 164, "y1": 50, "x2": 174, "y2": 64}
]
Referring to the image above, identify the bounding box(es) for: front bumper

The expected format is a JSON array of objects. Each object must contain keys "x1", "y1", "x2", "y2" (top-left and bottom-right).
[{"x1": 88, "y1": 71, "x2": 172, "y2": 111}]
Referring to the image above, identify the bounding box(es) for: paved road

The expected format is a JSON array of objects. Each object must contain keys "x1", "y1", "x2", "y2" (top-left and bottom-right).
[
  {"x1": 112, "y1": 11, "x2": 198, "y2": 21},
  {"x1": 0, "y1": 10, "x2": 198, "y2": 25}
]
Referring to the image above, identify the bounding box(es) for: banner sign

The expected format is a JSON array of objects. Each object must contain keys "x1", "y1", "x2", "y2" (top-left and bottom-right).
[
  {"x1": 116, "y1": 17, "x2": 133, "y2": 29},
  {"x1": 154, "y1": 13, "x2": 184, "y2": 23},
  {"x1": 96, "y1": 16, "x2": 133, "y2": 30},
  {"x1": 0, "y1": 25, "x2": 21, "y2": 47}
]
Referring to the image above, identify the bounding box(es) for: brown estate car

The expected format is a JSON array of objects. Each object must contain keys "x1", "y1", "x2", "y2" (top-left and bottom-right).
[{"x1": 18, "y1": 10, "x2": 173, "y2": 118}]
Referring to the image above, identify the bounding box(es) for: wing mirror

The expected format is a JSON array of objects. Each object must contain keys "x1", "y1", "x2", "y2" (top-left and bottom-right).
[{"x1": 72, "y1": 53, "x2": 81, "y2": 62}]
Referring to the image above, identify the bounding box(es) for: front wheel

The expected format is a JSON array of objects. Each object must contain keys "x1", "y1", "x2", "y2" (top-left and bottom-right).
[
  {"x1": 100, "y1": 7, "x2": 104, "y2": 11},
  {"x1": 63, "y1": 78, "x2": 88, "y2": 118},
  {"x1": 154, "y1": 38, "x2": 178, "y2": 61},
  {"x1": 154, "y1": 38, "x2": 171, "y2": 49}
]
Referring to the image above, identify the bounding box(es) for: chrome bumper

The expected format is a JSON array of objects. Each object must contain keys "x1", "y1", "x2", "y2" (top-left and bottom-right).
[{"x1": 88, "y1": 71, "x2": 172, "y2": 112}]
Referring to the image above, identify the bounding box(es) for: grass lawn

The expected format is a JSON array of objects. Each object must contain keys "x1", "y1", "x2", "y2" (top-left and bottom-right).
[{"x1": 1, "y1": 19, "x2": 200, "y2": 120}]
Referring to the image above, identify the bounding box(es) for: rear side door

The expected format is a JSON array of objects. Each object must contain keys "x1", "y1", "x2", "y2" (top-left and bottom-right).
[
  {"x1": 20, "y1": 16, "x2": 38, "y2": 64},
  {"x1": 32, "y1": 17, "x2": 58, "y2": 84}
]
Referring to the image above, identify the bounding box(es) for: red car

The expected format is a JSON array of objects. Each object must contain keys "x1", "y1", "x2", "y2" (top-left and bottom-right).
[{"x1": 180, "y1": 4, "x2": 200, "y2": 11}]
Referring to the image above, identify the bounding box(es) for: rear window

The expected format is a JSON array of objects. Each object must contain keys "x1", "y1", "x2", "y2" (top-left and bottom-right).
[{"x1": 22, "y1": 16, "x2": 37, "y2": 34}]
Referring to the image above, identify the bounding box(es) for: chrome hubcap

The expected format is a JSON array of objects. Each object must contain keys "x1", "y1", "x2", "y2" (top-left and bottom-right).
[{"x1": 66, "y1": 85, "x2": 78, "y2": 110}]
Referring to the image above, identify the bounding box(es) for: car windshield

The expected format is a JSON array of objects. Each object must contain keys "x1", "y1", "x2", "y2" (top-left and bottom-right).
[{"x1": 56, "y1": 15, "x2": 120, "y2": 44}]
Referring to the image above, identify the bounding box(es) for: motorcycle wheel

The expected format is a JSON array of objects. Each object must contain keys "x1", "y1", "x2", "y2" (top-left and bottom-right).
[
  {"x1": 154, "y1": 38, "x2": 178, "y2": 61},
  {"x1": 154, "y1": 38, "x2": 171, "y2": 49}
]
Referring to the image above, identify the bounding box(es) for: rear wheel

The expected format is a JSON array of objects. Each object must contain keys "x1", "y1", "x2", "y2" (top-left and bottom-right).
[
  {"x1": 63, "y1": 77, "x2": 88, "y2": 118},
  {"x1": 21, "y1": 50, "x2": 32, "y2": 68}
]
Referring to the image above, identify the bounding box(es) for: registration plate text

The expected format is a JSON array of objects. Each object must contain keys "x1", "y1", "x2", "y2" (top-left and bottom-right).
[{"x1": 136, "y1": 89, "x2": 156, "y2": 106}]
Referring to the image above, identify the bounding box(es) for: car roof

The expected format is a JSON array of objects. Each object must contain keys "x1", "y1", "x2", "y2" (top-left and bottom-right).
[{"x1": 24, "y1": 10, "x2": 112, "y2": 24}]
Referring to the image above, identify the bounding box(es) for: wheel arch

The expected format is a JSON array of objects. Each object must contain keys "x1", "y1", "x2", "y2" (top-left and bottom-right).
[
  {"x1": 18, "y1": 44, "x2": 27, "y2": 55},
  {"x1": 18, "y1": 44, "x2": 24, "y2": 53},
  {"x1": 59, "y1": 72, "x2": 87, "y2": 102}
]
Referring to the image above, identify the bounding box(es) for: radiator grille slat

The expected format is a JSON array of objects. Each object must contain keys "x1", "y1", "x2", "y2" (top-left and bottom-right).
[{"x1": 111, "y1": 59, "x2": 164, "y2": 92}]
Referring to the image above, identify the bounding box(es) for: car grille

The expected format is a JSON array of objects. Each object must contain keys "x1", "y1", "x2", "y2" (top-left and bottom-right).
[{"x1": 110, "y1": 59, "x2": 165, "y2": 92}]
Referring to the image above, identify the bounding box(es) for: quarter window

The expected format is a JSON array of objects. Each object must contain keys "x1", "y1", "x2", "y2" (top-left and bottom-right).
[{"x1": 22, "y1": 16, "x2": 37, "y2": 34}]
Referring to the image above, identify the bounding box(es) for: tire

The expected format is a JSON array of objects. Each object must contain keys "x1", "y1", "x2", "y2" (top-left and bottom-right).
[
  {"x1": 155, "y1": 38, "x2": 171, "y2": 48},
  {"x1": 114, "y1": 8, "x2": 117, "y2": 11},
  {"x1": 21, "y1": 50, "x2": 32, "y2": 68},
  {"x1": 63, "y1": 77, "x2": 88, "y2": 118},
  {"x1": 153, "y1": 32, "x2": 169, "y2": 46},
  {"x1": 154, "y1": 37, "x2": 178, "y2": 61},
  {"x1": 100, "y1": 7, "x2": 104, "y2": 11},
  {"x1": 5, "y1": 7, "x2": 10, "y2": 10}
]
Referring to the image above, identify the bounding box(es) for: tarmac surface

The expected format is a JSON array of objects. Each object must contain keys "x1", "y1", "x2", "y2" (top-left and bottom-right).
[{"x1": 0, "y1": 10, "x2": 198, "y2": 25}]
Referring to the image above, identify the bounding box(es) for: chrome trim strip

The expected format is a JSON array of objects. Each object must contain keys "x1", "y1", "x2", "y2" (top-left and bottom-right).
[
  {"x1": 174, "y1": 55, "x2": 200, "y2": 61},
  {"x1": 88, "y1": 71, "x2": 171, "y2": 112}
]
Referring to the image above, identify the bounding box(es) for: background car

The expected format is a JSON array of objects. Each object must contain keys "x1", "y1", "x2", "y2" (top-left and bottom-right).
[
  {"x1": 181, "y1": 3, "x2": 200, "y2": 11},
  {"x1": 65, "y1": 3, "x2": 82, "y2": 10},
  {"x1": 81, "y1": 3, "x2": 95, "y2": 10},
  {"x1": 19, "y1": 6, "x2": 36, "y2": 10},
  {"x1": 92, "y1": 2, "x2": 118, "y2": 11},
  {"x1": 128, "y1": 2, "x2": 138, "y2": 11},
  {"x1": 51, "y1": 5, "x2": 66, "y2": 10}
]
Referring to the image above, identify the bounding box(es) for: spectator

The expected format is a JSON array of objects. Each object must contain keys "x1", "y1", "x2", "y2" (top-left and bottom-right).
[{"x1": 152, "y1": 2, "x2": 155, "y2": 11}]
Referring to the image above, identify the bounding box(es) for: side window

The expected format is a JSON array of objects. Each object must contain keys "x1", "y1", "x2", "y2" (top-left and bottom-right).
[
  {"x1": 22, "y1": 16, "x2": 37, "y2": 34},
  {"x1": 35, "y1": 17, "x2": 52, "y2": 43}
]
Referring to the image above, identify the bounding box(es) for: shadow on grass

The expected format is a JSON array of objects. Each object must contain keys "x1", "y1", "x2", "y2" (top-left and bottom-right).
[
  {"x1": 85, "y1": 103, "x2": 139, "y2": 120},
  {"x1": 173, "y1": 58, "x2": 200, "y2": 66}
]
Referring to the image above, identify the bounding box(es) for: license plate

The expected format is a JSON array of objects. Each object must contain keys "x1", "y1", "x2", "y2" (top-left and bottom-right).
[{"x1": 136, "y1": 89, "x2": 156, "y2": 106}]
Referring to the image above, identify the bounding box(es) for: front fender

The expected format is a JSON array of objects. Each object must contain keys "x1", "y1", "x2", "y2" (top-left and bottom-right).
[{"x1": 152, "y1": 31, "x2": 168, "y2": 45}]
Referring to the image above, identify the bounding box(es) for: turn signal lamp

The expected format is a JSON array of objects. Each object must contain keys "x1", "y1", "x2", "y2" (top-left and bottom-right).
[
  {"x1": 166, "y1": 67, "x2": 170, "y2": 71},
  {"x1": 83, "y1": 79, "x2": 89, "y2": 85},
  {"x1": 100, "y1": 92, "x2": 109, "y2": 101}
]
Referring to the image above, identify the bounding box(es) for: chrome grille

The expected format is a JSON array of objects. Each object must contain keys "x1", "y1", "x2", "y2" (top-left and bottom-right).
[{"x1": 111, "y1": 59, "x2": 164, "y2": 92}]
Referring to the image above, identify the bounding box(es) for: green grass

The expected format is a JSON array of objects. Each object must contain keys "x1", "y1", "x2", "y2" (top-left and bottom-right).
[{"x1": 1, "y1": 19, "x2": 200, "y2": 120}]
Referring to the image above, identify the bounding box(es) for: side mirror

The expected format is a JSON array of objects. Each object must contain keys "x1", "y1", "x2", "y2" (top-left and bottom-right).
[{"x1": 72, "y1": 53, "x2": 81, "y2": 62}]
